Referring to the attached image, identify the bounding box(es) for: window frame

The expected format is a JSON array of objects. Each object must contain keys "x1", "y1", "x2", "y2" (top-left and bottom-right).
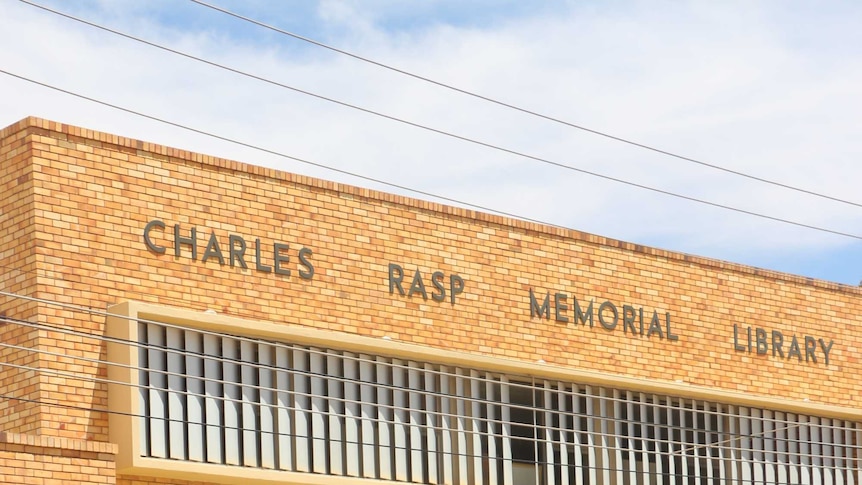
[{"x1": 107, "y1": 301, "x2": 862, "y2": 485}]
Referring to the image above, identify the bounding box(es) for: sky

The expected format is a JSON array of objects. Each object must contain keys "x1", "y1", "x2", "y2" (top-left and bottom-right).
[{"x1": 2, "y1": 0, "x2": 862, "y2": 285}]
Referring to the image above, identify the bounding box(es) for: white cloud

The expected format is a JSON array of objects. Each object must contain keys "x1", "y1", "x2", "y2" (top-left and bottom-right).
[{"x1": 2, "y1": 0, "x2": 861, "y2": 282}]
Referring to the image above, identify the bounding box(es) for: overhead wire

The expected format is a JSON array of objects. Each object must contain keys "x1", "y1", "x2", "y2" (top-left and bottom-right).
[
  {"x1": 185, "y1": 0, "x2": 862, "y2": 210},
  {"x1": 3, "y1": 65, "x2": 862, "y2": 242},
  {"x1": 0, "y1": 69, "x2": 536, "y2": 223},
  {"x1": 11, "y1": 1, "x2": 862, "y2": 242},
  {"x1": 3, "y1": 394, "x2": 811, "y2": 476},
  {"x1": 3, "y1": 71, "x2": 862, "y2": 242}
]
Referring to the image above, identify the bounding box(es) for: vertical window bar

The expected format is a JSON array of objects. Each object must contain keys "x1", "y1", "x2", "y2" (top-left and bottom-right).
[
  {"x1": 764, "y1": 409, "x2": 777, "y2": 485},
  {"x1": 571, "y1": 385, "x2": 585, "y2": 485},
  {"x1": 185, "y1": 331, "x2": 205, "y2": 463},
  {"x1": 501, "y1": 376, "x2": 513, "y2": 485},
  {"x1": 454, "y1": 368, "x2": 469, "y2": 485},
  {"x1": 711, "y1": 402, "x2": 722, "y2": 484},
  {"x1": 649, "y1": 396, "x2": 658, "y2": 483},
  {"x1": 650, "y1": 395, "x2": 665, "y2": 483},
  {"x1": 240, "y1": 340, "x2": 260, "y2": 468},
  {"x1": 829, "y1": 418, "x2": 839, "y2": 485},
  {"x1": 326, "y1": 352, "x2": 345, "y2": 476},
  {"x1": 147, "y1": 323, "x2": 168, "y2": 459},
  {"x1": 376, "y1": 356, "x2": 393, "y2": 481},
  {"x1": 774, "y1": 411, "x2": 788, "y2": 484},
  {"x1": 739, "y1": 406, "x2": 754, "y2": 485},
  {"x1": 542, "y1": 381, "x2": 555, "y2": 485},
  {"x1": 359, "y1": 355, "x2": 378, "y2": 479},
  {"x1": 425, "y1": 362, "x2": 440, "y2": 485},
  {"x1": 812, "y1": 416, "x2": 824, "y2": 484},
  {"x1": 343, "y1": 352, "x2": 361, "y2": 478},
  {"x1": 679, "y1": 399, "x2": 692, "y2": 484},
  {"x1": 531, "y1": 380, "x2": 541, "y2": 485},
  {"x1": 700, "y1": 400, "x2": 711, "y2": 484},
  {"x1": 222, "y1": 337, "x2": 242, "y2": 466},
  {"x1": 843, "y1": 420, "x2": 854, "y2": 485},
  {"x1": 714, "y1": 402, "x2": 727, "y2": 484},
  {"x1": 258, "y1": 343, "x2": 276, "y2": 469},
  {"x1": 409, "y1": 362, "x2": 426, "y2": 483},
  {"x1": 725, "y1": 405, "x2": 739, "y2": 485},
  {"x1": 439, "y1": 366, "x2": 455, "y2": 485},
  {"x1": 610, "y1": 388, "x2": 623, "y2": 484},
  {"x1": 309, "y1": 349, "x2": 328, "y2": 474},
  {"x1": 392, "y1": 358, "x2": 410, "y2": 482},
  {"x1": 274, "y1": 345, "x2": 293, "y2": 471},
  {"x1": 667, "y1": 399, "x2": 680, "y2": 485},
  {"x1": 787, "y1": 413, "x2": 801, "y2": 485},
  {"x1": 138, "y1": 322, "x2": 151, "y2": 458},
  {"x1": 486, "y1": 376, "x2": 501, "y2": 485},
  {"x1": 849, "y1": 421, "x2": 860, "y2": 485},
  {"x1": 824, "y1": 418, "x2": 837, "y2": 485},
  {"x1": 799, "y1": 414, "x2": 812, "y2": 485},
  {"x1": 625, "y1": 391, "x2": 638, "y2": 483},
  {"x1": 694, "y1": 400, "x2": 704, "y2": 484},
  {"x1": 202, "y1": 334, "x2": 224, "y2": 464},
  {"x1": 470, "y1": 370, "x2": 485, "y2": 485},
  {"x1": 165, "y1": 327, "x2": 188, "y2": 460},
  {"x1": 834, "y1": 419, "x2": 847, "y2": 485},
  {"x1": 557, "y1": 382, "x2": 570, "y2": 485},
  {"x1": 598, "y1": 387, "x2": 613, "y2": 484},
  {"x1": 292, "y1": 347, "x2": 311, "y2": 473},
  {"x1": 585, "y1": 386, "x2": 600, "y2": 485}
]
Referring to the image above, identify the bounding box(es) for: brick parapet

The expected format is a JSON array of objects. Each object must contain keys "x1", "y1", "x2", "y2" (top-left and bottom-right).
[
  {"x1": 0, "y1": 115, "x2": 860, "y2": 456},
  {"x1": 3, "y1": 115, "x2": 858, "y2": 297}
]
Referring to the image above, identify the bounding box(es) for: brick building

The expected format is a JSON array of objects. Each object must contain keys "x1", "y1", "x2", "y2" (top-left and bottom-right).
[{"x1": 0, "y1": 116, "x2": 859, "y2": 484}]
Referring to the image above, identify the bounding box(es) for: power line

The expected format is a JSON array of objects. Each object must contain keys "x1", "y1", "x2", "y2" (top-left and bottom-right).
[
  {"x1": 185, "y1": 0, "x2": 862, "y2": 211},
  {"x1": 15, "y1": 2, "x2": 862, "y2": 231},
  {"x1": 23, "y1": 0, "x2": 772, "y2": 216},
  {"x1": 4, "y1": 393, "x2": 805, "y2": 473},
  {"x1": 0, "y1": 70, "x2": 535, "y2": 222},
  {"x1": 3, "y1": 67, "x2": 862, "y2": 242}
]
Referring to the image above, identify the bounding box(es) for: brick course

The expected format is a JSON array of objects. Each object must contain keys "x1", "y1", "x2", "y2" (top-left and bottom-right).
[{"x1": 0, "y1": 431, "x2": 116, "y2": 484}]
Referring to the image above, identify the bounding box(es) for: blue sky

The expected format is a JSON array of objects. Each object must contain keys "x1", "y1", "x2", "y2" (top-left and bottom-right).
[{"x1": 3, "y1": 0, "x2": 862, "y2": 285}]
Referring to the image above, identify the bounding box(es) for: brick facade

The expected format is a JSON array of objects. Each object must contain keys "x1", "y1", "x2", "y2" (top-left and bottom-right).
[{"x1": 1, "y1": 116, "x2": 859, "y2": 483}]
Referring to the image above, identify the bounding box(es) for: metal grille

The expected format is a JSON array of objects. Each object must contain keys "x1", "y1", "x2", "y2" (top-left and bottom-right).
[{"x1": 138, "y1": 321, "x2": 862, "y2": 484}]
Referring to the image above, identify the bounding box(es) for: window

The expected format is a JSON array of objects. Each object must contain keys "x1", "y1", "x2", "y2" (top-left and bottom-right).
[{"x1": 123, "y1": 315, "x2": 861, "y2": 485}]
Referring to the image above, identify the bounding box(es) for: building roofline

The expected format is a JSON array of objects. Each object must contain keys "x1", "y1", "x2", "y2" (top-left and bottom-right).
[{"x1": 4, "y1": 115, "x2": 858, "y2": 296}]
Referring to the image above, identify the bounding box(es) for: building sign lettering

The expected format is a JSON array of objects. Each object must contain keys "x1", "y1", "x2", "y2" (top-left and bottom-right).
[
  {"x1": 388, "y1": 263, "x2": 464, "y2": 304},
  {"x1": 733, "y1": 324, "x2": 833, "y2": 365},
  {"x1": 529, "y1": 289, "x2": 679, "y2": 341},
  {"x1": 143, "y1": 219, "x2": 314, "y2": 279}
]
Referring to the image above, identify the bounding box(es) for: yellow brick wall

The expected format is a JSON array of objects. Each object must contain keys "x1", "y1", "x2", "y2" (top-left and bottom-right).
[
  {"x1": 0, "y1": 121, "x2": 42, "y2": 437},
  {"x1": 1, "y1": 116, "x2": 861, "y2": 482}
]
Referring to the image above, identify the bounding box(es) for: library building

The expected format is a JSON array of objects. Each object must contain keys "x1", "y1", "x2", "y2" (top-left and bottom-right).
[{"x1": 1, "y1": 116, "x2": 860, "y2": 485}]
